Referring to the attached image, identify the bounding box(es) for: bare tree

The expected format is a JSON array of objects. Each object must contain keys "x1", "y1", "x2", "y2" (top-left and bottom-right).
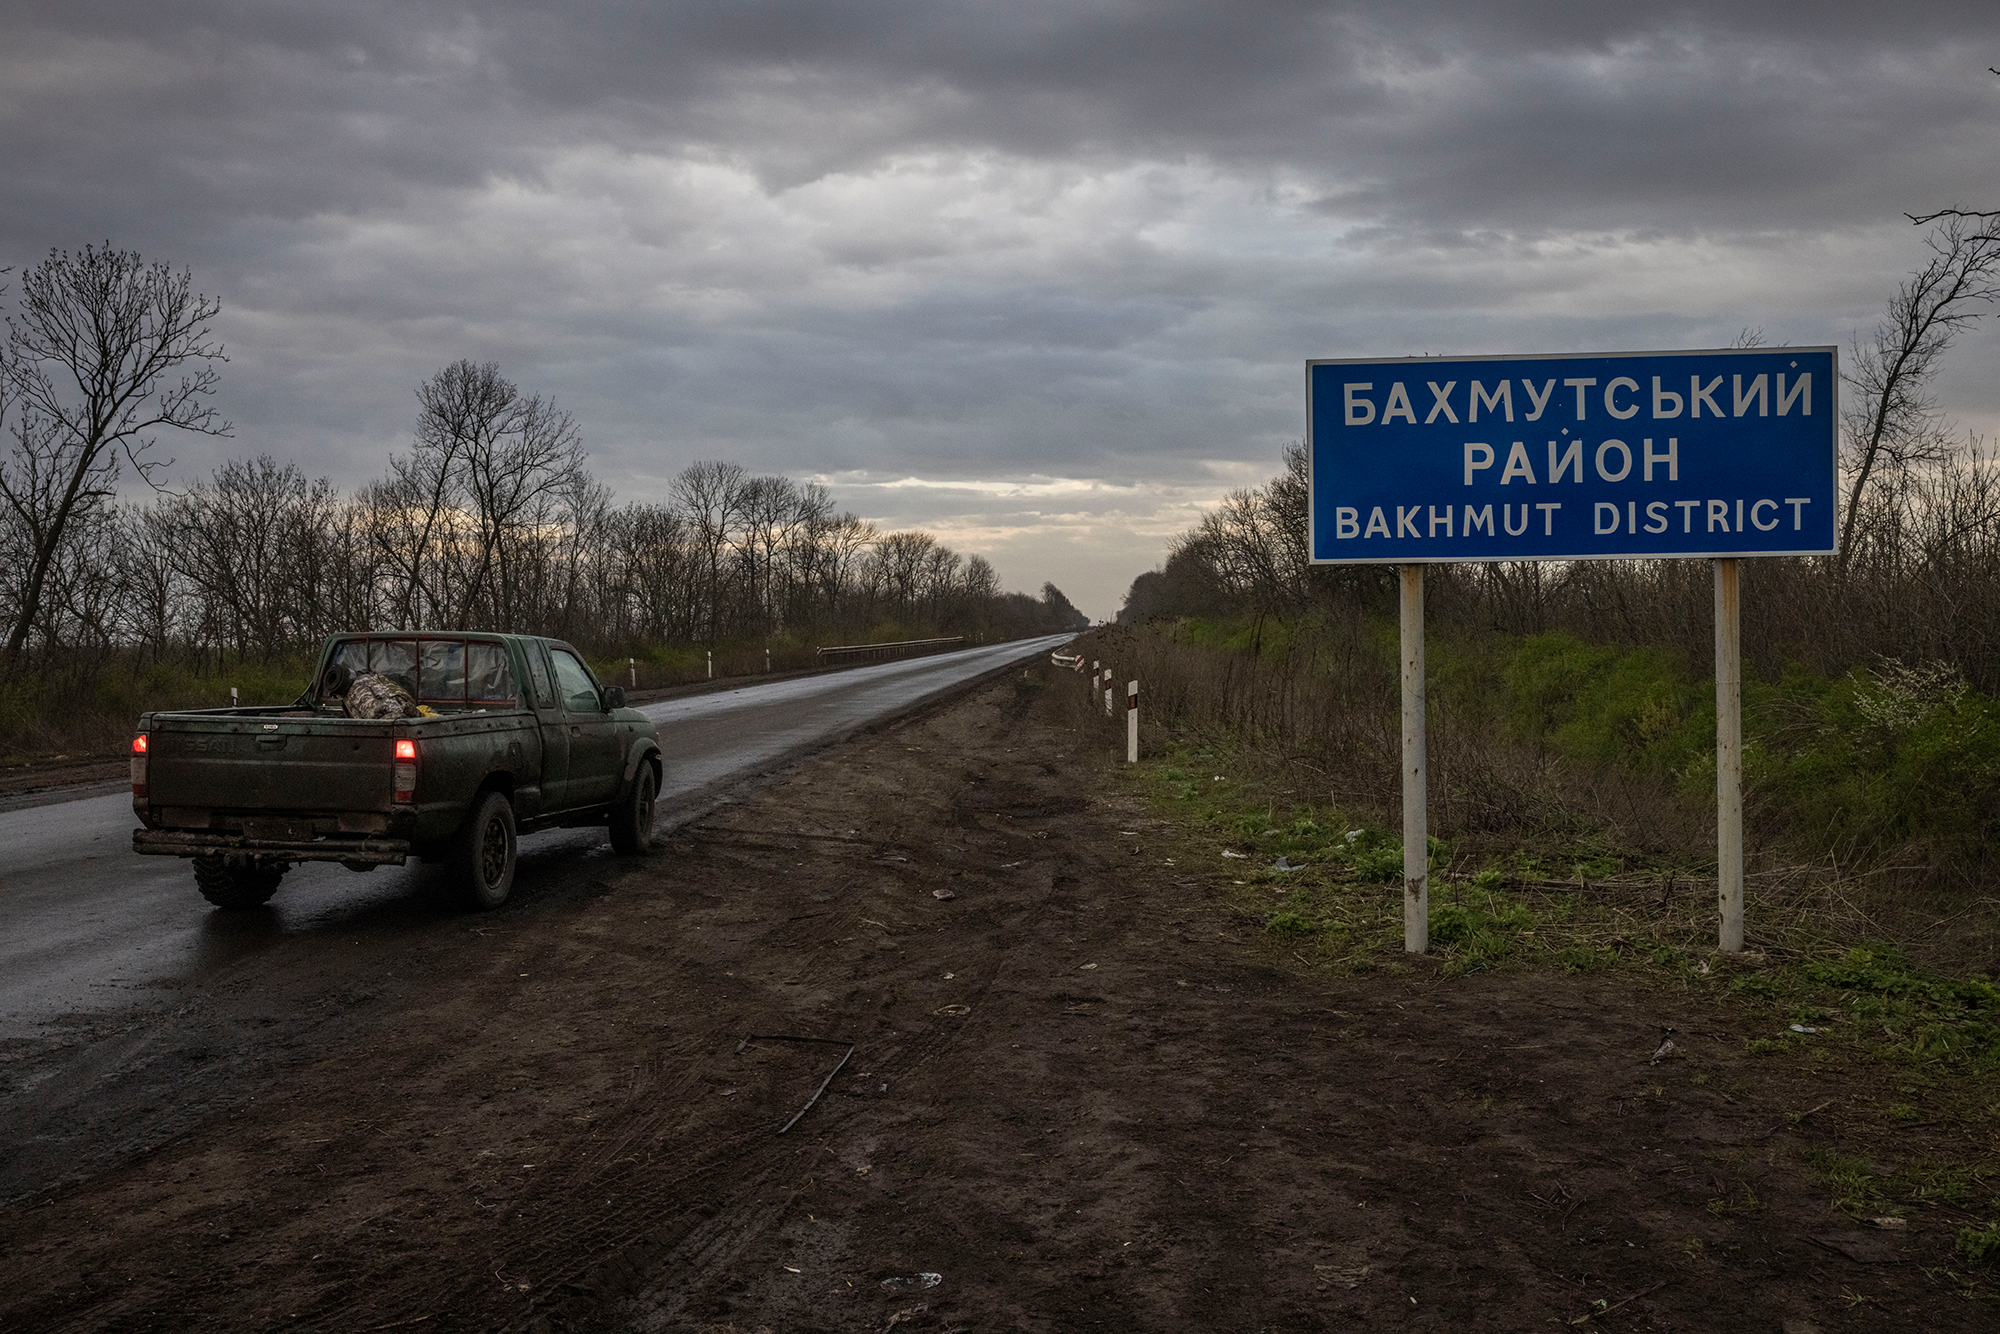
[
  {"x1": 1838, "y1": 212, "x2": 2000, "y2": 570},
  {"x1": 385, "y1": 360, "x2": 514, "y2": 627},
  {"x1": 873, "y1": 530, "x2": 941, "y2": 620},
  {"x1": 673, "y1": 460, "x2": 747, "y2": 642},
  {"x1": 736, "y1": 474, "x2": 800, "y2": 634},
  {"x1": 0, "y1": 245, "x2": 228, "y2": 667},
  {"x1": 166, "y1": 456, "x2": 342, "y2": 661},
  {"x1": 449, "y1": 379, "x2": 586, "y2": 628},
  {"x1": 114, "y1": 502, "x2": 185, "y2": 662}
]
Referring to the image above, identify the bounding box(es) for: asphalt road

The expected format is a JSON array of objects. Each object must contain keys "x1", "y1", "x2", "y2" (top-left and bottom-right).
[{"x1": 0, "y1": 634, "x2": 1073, "y2": 1045}]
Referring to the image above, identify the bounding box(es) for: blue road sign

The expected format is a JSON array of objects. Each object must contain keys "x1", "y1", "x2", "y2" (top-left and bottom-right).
[{"x1": 1307, "y1": 348, "x2": 1838, "y2": 563}]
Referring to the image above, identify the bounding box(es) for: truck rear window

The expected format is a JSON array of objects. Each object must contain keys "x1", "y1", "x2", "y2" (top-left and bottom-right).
[
  {"x1": 330, "y1": 638, "x2": 416, "y2": 692},
  {"x1": 467, "y1": 643, "x2": 515, "y2": 702},
  {"x1": 420, "y1": 640, "x2": 467, "y2": 701},
  {"x1": 325, "y1": 637, "x2": 517, "y2": 708}
]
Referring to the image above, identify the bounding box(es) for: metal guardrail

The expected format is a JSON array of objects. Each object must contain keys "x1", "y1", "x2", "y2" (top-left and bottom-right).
[{"x1": 815, "y1": 635, "x2": 966, "y2": 664}]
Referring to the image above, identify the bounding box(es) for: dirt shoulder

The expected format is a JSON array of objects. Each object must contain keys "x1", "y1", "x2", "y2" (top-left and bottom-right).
[
  {"x1": 0, "y1": 754, "x2": 126, "y2": 804},
  {"x1": 0, "y1": 667, "x2": 1990, "y2": 1332}
]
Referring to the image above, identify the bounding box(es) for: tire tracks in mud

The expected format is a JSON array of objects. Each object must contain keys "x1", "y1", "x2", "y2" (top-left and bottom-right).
[{"x1": 506, "y1": 716, "x2": 1095, "y2": 1329}]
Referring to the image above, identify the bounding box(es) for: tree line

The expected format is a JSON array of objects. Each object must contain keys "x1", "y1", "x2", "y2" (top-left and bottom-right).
[{"x1": 0, "y1": 247, "x2": 1085, "y2": 680}]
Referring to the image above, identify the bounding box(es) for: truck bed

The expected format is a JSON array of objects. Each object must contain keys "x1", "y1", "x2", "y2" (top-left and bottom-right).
[{"x1": 134, "y1": 704, "x2": 542, "y2": 866}]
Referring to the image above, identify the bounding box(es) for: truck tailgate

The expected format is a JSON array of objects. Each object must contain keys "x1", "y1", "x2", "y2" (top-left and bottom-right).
[{"x1": 147, "y1": 717, "x2": 398, "y2": 813}]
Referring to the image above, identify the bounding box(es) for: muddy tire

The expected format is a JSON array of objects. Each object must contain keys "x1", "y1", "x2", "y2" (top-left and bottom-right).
[
  {"x1": 453, "y1": 790, "x2": 517, "y2": 910},
  {"x1": 608, "y1": 763, "x2": 658, "y2": 855},
  {"x1": 192, "y1": 855, "x2": 286, "y2": 909}
]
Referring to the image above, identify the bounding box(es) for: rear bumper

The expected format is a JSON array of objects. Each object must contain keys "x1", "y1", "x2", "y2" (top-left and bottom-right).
[{"x1": 132, "y1": 828, "x2": 412, "y2": 867}]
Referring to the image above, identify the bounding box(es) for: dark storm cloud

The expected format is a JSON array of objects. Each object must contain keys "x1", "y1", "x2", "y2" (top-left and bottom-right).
[
  {"x1": 1, "y1": 1, "x2": 1995, "y2": 615},
  {"x1": 9, "y1": 2, "x2": 1992, "y2": 241}
]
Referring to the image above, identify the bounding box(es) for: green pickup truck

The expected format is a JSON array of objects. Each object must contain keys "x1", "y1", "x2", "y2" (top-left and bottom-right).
[{"x1": 132, "y1": 632, "x2": 663, "y2": 911}]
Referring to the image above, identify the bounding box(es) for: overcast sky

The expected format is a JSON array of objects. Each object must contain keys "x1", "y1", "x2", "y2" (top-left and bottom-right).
[{"x1": 4, "y1": 1, "x2": 1995, "y2": 618}]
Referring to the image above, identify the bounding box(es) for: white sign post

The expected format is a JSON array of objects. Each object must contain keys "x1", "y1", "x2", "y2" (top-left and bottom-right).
[
  {"x1": 1400, "y1": 567, "x2": 1428, "y2": 953},
  {"x1": 1714, "y1": 559, "x2": 1744, "y2": 952}
]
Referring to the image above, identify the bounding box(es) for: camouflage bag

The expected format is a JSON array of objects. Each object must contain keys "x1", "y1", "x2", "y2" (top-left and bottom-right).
[{"x1": 344, "y1": 671, "x2": 421, "y2": 720}]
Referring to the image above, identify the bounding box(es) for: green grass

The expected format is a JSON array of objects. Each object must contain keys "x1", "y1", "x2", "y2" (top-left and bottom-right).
[
  {"x1": 1136, "y1": 708, "x2": 2000, "y2": 1046},
  {"x1": 0, "y1": 655, "x2": 319, "y2": 758}
]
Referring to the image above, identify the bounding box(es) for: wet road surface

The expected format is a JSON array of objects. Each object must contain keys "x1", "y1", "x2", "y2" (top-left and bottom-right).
[{"x1": 0, "y1": 635, "x2": 1071, "y2": 1043}]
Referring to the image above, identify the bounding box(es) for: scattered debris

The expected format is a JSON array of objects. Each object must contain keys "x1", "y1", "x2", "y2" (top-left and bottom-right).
[
  {"x1": 1567, "y1": 1280, "x2": 1670, "y2": 1324},
  {"x1": 935, "y1": 1004, "x2": 972, "y2": 1016},
  {"x1": 1650, "y1": 1038, "x2": 1675, "y2": 1064},
  {"x1": 1273, "y1": 856, "x2": 1302, "y2": 873},
  {"x1": 879, "y1": 1273, "x2": 942, "y2": 1292},
  {"x1": 932, "y1": 887, "x2": 956, "y2": 900},
  {"x1": 734, "y1": 1034, "x2": 856, "y2": 1134},
  {"x1": 1221, "y1": 850, "x2": 1250, "y2": 859},
  {"x1": 1789, "y1": 1024, "x2": 1819, "y2": 1034},
  {"x1": 1345, "y1": 829, "x2": 1363, "y2": 842},
  {"x1": 1807, "y1": 1233, "x2": 1899, "y2": 1263},
  {"x1": 1868, "y1": 1216, "x2": 1908, "y2": 1230},
  {"x1": 1079, "y1": 963, "x2": 1098, "y2": 970}
]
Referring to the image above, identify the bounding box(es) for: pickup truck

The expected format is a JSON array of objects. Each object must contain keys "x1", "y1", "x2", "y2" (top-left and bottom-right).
[{"x1": 132, "y1": 632, "x2": 663, "y2": 911}]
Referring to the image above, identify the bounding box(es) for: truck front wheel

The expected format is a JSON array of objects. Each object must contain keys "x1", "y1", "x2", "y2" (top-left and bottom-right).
[
  {"x1": 192, "y1": 855, "x2": 286, "y2": 909},
  {"x1": 609, "y1": 763, "x2": 658, "y2": 855},
  {"x1": 454, "y1": 790, "x2": 518, "y2": 910}
]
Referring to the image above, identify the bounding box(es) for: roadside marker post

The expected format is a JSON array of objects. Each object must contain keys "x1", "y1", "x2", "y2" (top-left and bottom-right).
[
  {"x1": 1309, "y1": 347, "x2": 1838, "y2": 953},
  {"x1": 629, "y1": 656, "x2": 637, "y2": 688},
  {"x1": 707, "y1": 650, "x2": 713, "y2": 680},
  {"x1": 1127, "y1": 681, "x2": 1139, "y2": 764},
  {"x1": 1400, "y1": 567, "x2": 1427, "y2": 953}
]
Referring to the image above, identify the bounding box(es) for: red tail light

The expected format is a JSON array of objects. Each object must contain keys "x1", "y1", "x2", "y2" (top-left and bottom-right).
[
  {"x1": 131, "y1": 734, "x2": 149, "y2": 798},
  {"x1": 393, "y1": 738, "x2": 417, "y2": 803}
]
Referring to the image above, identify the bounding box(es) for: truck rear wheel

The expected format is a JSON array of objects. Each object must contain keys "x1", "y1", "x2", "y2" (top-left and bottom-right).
[
  {"x1": 609, "y1": 763, "x2": 658, "y2": 855},
  {"x1": 192, "y1": 855, "x2": 286, "y2": 909},
  {"x1": 453, "y1": 790, "x2": 517, "y2": 910}
]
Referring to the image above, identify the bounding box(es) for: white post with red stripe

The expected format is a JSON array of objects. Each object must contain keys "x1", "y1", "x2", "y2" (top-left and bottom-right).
[{"x1": 1126, "y1": 680, "x2": 1138, "y2": 763}]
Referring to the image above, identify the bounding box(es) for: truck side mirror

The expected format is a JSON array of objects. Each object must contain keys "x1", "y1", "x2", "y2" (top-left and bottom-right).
[{"x1": 601, "y1": 685, "x2": 627, "y2": 710}]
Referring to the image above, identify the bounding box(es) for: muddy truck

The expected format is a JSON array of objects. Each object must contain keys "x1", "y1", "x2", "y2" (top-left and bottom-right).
[{"x1": 132, "y1": 632, "x2": 663, "y2": 911}]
